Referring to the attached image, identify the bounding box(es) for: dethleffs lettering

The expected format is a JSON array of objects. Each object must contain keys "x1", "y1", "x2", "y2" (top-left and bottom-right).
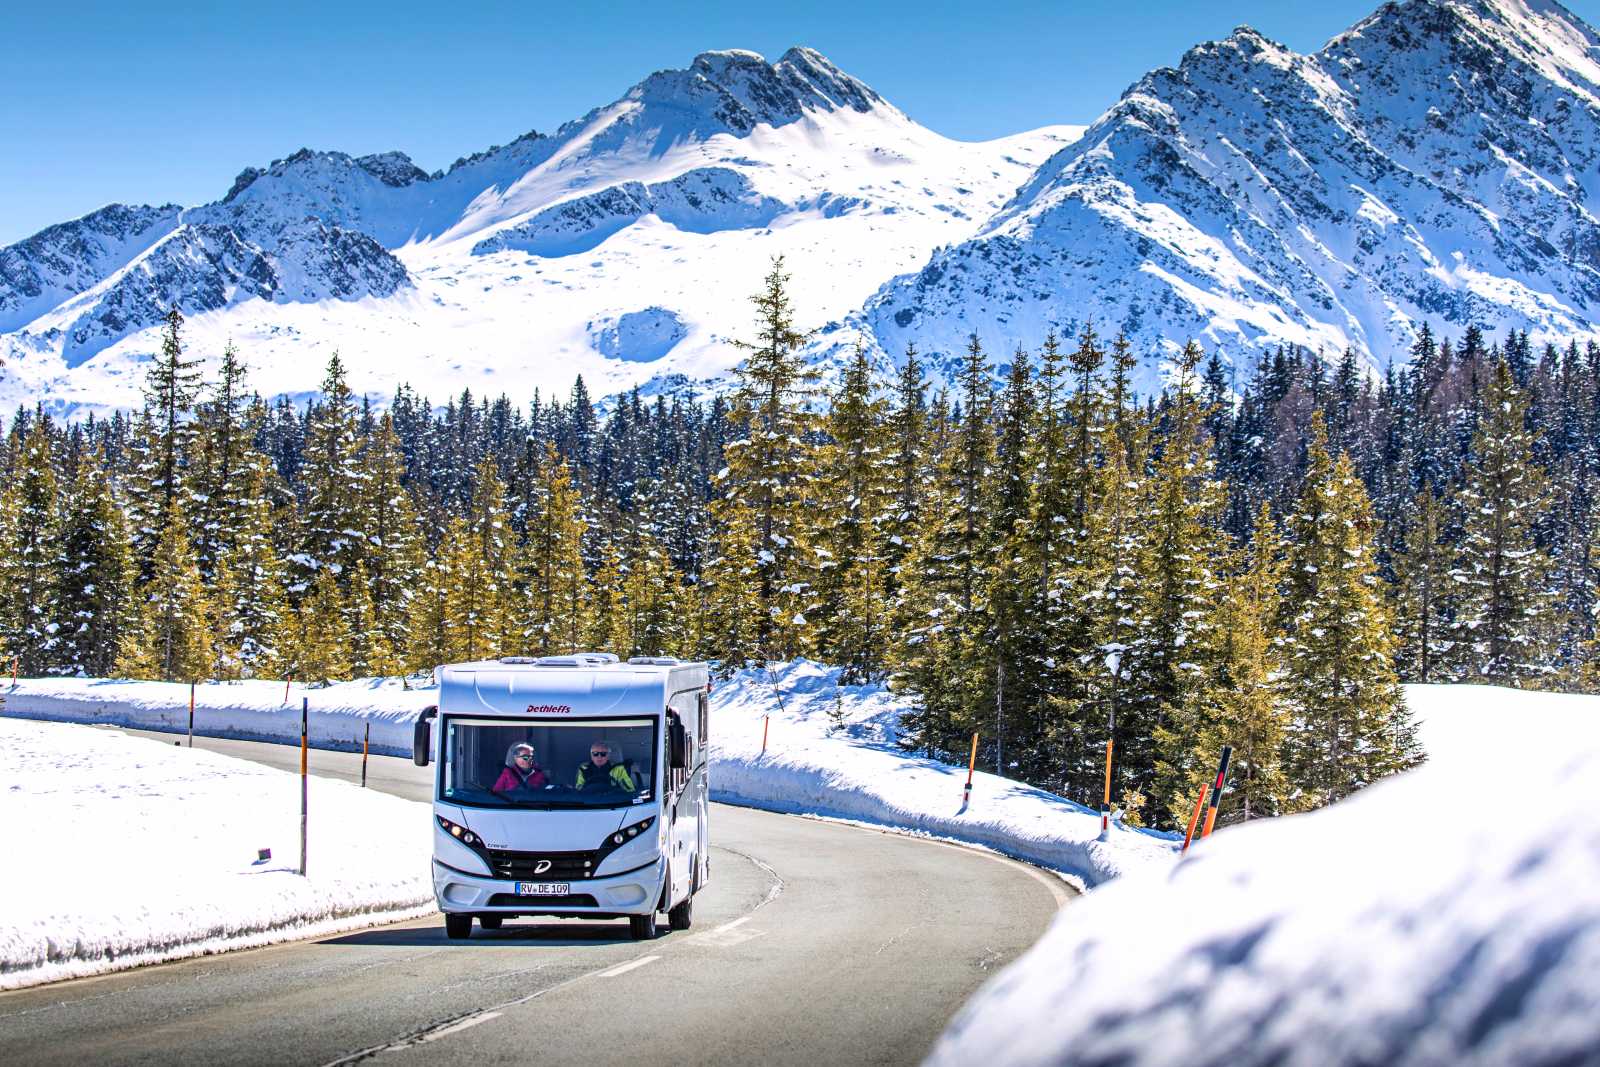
[{"x1": 526, "y1": 704, "x2": 573, "y2": 713}]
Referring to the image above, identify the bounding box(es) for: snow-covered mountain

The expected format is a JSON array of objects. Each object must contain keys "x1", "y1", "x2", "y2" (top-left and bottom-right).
[
  {"x1": 0, "y1": 48, "x2": 1078, "y2": 414},
  {"x1": 861, "y1": 0, "x2": 1600, "y2": 389},
  {"x1": 10, "y1": 1, "x2": 1600, "y2": 413}
]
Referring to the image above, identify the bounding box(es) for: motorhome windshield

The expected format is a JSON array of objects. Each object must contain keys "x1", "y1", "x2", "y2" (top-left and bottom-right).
[{"x1": 441, "y1": 717, "x2": 656, "y2": 809}]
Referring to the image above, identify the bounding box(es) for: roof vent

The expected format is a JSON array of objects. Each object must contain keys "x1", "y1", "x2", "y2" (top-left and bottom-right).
[
  {"x1": 533, "y1": 652, "x2": 619, "y2": 668},
  {"x1": 627, "y1": 656, "x2": 681, "y2": 666},
  {"x1": 498, "y1": 656, "x2": 539, "y2": 664}
]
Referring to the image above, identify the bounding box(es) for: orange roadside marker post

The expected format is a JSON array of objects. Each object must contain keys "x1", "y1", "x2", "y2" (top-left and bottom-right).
[
  {"x1": 1200, "y1": 745, "x2": 1233, "y2": 840},
  {"x1": 1101, "y1": 708, "x2": 1115, "y2": 833},
  {"x1": 188, "y1": 681, "x2": 196, "y2": 747},
  {"x1": 283, "y1": 674, "x2": 293, "y2": 706},
  {"x1": 1181, "y1": 785, "x2": 1209, "y2": 854},
  {"x1": 963, "y1": 732, "x2": 979, "y2": 806},
  {"x1": 361, "y1": 722, "x2": 370, "y2": 788},
  {"x1": 761, "y1": 714, "x2": 769, "y2": 755},
  {"x1": 299, "y1": 697, "x2": 309, "y2": 876}
]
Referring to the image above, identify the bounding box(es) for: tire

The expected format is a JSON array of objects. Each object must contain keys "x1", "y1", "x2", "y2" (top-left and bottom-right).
[
  {"x1": 668, "y1": 895, "x2": 693, "y2": 931},
  {"x1": 478, "y1": 915, "x2": 503, "y2": 930},
  {"x1": 445, "y1": 913, "x2": 472, "y2": 940},
  {"x1": 629, "y1": 912, "x2": 658, "y2": 940}
]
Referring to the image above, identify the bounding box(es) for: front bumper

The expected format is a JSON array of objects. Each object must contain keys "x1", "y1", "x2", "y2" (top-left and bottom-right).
[{"x1": 433, "y1": 857, "x2": 663, "y2": 917}]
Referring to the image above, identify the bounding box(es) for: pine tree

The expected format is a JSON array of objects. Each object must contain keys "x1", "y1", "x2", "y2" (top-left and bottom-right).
[
  {"x1": 126, "y1": 308, "x2": 203, "y2": 577},
  {"x1": 811, "y1": 344, "x2": 892, "y2": 682},
  {"x1": 1135, "y1": 342, "x2": 1229, "y2": 823},
  {"x1": 193, "y1": 341, "x2": 252, "y2": 581},
  {"x1": 361, "y1": 415, "x2": 424, "y2": 664},
  {"x1": 0, "y1": 421, "x2": 60, "y2": 672},
  {"x1": 119, "y1": 500, "x2": 214, "y2": 682},
  {"x1": 1446, "y1": 360, "x2": 1559, "y2": 682},
  {"x1": 286, "y1": 567, "x2": 351, "y2": 684},
  {"x1": 52, "y1": 449, "x2": 135, "y2": 677},
  {"x1": 1281, "y1": 416, "x2": 1421, "y2": 809},
  {"x1": 298, "y1": 353, "x2": 366, "y2": 592},
  {"x1": 1392, "y1": 488, "x2": 1454, "y2": 682},
  {"x1": 520, "y1": 443, "x2": 588, "y2": 654},
  {"x1": 1175, "y1": 503, "x2": 1291, "y2": 826},
  {"x1": 217, "y1": 453, "x2": 289, "y2": 679},
  {"x1": 703, "y1": 257, "x2": 818, "y2": 667}
]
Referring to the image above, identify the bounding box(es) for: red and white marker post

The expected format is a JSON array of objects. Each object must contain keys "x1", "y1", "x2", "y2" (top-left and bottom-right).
[{"x1": 1101, "y1": 707, "x2": 1116, "y2": 833}]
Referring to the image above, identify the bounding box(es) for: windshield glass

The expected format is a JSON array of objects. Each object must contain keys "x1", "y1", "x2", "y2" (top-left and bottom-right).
[{"x1": 441, "y1": 717, "x2": 657, "y2": 809}]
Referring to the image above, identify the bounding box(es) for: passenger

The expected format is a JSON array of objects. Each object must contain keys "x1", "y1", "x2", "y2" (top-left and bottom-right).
[
  {"x1": 493, "y1": 743, "x2": 548, "y2": 794},
  {"x1": 576, "y1": 740, "x2": 635, "y2": 793}
]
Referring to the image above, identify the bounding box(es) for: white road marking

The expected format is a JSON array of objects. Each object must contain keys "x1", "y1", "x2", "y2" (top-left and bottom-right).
[
  {"x1": 419, "y1": 1012, "x2": 501, "y2": 1042},
  {"x1": 597, "y1": 955, "x2": 660, "y2": 978}
]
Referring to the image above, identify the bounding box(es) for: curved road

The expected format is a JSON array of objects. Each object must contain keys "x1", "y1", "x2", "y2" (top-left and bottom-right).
[{"x1": 0, "y1": 730, "x2": 1070, "y2": 1067}]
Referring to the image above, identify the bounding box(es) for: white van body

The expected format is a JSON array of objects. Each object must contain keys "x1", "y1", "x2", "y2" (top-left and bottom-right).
[{"x1": 418, "y1": 654, "x2": 711, "y2": 939}]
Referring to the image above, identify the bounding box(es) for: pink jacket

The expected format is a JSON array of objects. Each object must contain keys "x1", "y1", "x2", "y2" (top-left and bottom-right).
[{"x1": 493, "y1": 765, "x2": 547, "y2": 793}]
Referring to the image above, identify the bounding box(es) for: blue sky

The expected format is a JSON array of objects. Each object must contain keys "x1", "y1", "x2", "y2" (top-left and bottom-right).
[{"x1": 4, "y1": 0, "x2": 1599, "y2": 244}]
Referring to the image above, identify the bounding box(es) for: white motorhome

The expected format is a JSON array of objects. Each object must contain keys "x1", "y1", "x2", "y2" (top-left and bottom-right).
[{"x1": 414, "y1": 654, "x2": 711, "y2": 940}]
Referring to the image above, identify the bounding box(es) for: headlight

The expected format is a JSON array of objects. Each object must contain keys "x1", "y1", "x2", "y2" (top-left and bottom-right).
[{"x1": 437, "y1": 816, "x2": 484, "y2": 849}]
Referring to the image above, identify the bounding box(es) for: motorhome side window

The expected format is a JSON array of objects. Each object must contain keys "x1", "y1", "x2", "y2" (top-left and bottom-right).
[{"x1": 442, "y1": 718, "x2": 656, "y2": 809}]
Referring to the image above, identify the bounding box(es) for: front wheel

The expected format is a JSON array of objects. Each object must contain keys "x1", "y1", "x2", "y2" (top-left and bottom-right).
[
  {"x1": 668, "y1": 895, "x2": 693, "y2": 931},
  {"x1": 628, "y1": 912, "x2": 658, "y2": 940},
  {"x1": 445, "y1": 914, "x2": 472, "y2": 940}
]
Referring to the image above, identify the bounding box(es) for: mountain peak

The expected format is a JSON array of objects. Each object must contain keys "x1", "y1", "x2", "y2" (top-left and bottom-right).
[{"x1": 630, "y1": 47, "x2": 886, "y2": 135}]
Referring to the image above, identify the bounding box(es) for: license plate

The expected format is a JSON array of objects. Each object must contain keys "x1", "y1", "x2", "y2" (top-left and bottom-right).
[{"x1": 515, "y1": 881, "x2": 570, "y2": 896}]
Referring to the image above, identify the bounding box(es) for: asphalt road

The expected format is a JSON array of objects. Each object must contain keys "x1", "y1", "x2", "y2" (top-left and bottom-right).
[{"x1": 0, "y1": 729, "x2": 1071, "y2": 1067}]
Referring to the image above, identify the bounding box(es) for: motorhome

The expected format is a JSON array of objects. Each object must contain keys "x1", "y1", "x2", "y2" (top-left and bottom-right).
[{"x1": 414, "y1": 654, "x2": 710, "y2": 940}]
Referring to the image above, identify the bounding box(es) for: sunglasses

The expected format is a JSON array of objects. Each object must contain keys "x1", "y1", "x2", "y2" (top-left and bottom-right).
[
  {"x1": 590, "y1": 750, "x2": 609, "y2": 757},
  {"x1": 514, "y1": 751, "x2": 534, "y2": 760}
]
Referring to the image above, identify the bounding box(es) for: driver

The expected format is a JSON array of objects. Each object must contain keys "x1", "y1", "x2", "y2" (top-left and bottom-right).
[
  {"x1": 576, "y1": 740, "x2": 636, "y2": 793},
  {"x1": 493, "y1": 742, "x2": 548, "y2": 794}
]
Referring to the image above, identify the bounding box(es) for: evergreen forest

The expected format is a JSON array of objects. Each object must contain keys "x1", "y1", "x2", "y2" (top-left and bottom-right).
[{"x1": 3, "y1": 260, "x2": 1591, "y2": 828}]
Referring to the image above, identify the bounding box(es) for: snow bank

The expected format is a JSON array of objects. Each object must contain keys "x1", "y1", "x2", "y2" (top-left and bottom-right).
[
  {"x1": 7, "y1": 663, "x2": 1177, "y2": 891},
  {"x1": 0, "y1": 718, "x2": 434, "y2": 991},
  {"x1": 3, "y1": 676, "x2": 435, "y2": 757},
  {"x1": 928, "y1": 685, "x2": 1600, "y2": 1066},
  {"x1": 707, "y1": 660, "x2": 1176, "y2": 887}
]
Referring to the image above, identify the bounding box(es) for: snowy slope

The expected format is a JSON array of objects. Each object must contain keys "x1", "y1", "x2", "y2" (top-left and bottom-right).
[
  {"x1": 862, "y1": 0, "x2": 1600, "y2": 394},
  {"x1": 0, "y1": 48, "x2": 1077, "y2": 416},
  {"x1": 0, "y1": 718, "x2": 433, "y2": 991},
  {"x1": 926, "y1": 684, "x2": 1600, "y2": 1067}
]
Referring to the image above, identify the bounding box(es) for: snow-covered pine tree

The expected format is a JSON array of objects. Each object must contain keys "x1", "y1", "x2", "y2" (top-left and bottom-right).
[
  {"x1": 192, "y1": 341, "x2": 252, "y2": 582},
  {"x1": 1281, "y1": 415, "x2": 1421, "y2": 809},
  {"x1": 883, "y1": 343, "x2": 928, "y2": 641},
  {"x1": 297, "y1": 353, "x2": 366, "y2": 594},
  {"x1": 288, "y1": 568, "x2": 351, "y2": 684},
  {"x1": 1133, "y1": 342, "x2": 1228, "y2": 823},
  {"x1": 119, "y1": 499, "x2": 214, "y2": 682},
  {"x1": 1446, "y1": 359, "x2": 1559, "y2": 683},
  {"x1": 216, "y1": 452, "x2": 289, "y2": 679},
  {"x1": 703, "y1": 256, "x2": 818, "y2": 668},
  {"x1": 1173, "y1": 502, "x2": 1291, "y2": 826},
  {"x1": 520, "y1": 443, "x2": 587, "y2": 654},
  {"x1": 810, "y1": 344, "x2": 893, "y2": 682},
  {"x1": 987, "y1": 344, "x2": 1038, "y2": 776},
  {"x1": 892, "y1": 338, "x2": 996, "y2": 759},
  {"x1": 52, "y1": 448, "x2": 135, "y2": 677},
  {"x1": 1392, "y1": 487, "x2": 1454, "y2": 682},
  {"x1": 0, "y1": 421, "x2": 60, "y2": 672},
  {"x1": 361, "y1": 414, "x2": 424, "y2": 662},
  {"x1": 125, "y1": 309, "x2": 203, "y2": 579}
]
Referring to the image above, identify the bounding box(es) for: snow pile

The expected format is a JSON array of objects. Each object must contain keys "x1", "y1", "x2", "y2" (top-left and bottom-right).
[
  {"x1": 707, "y1": 660, "x2": 1176, "y2": 887},
  {"x1": 0, "y1": 718, "x2": 434, "y2": 991},
  {"x1": 4, "y1": 675, "x2": 435, "y2": 756},
  {"x1": 928, "y1": 684, "x2": 1600, "y2": 1067}
]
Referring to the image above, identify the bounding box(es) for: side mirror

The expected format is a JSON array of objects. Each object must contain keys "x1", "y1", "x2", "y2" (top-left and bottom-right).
[
  {"x1": 414, "y1": 705, "x2": 437, "y2": 767},
  {"x1": 669, "y1": 719, "x2": 688, "y2": 770}
]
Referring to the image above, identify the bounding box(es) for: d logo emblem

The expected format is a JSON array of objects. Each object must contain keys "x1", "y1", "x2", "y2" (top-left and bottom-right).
[{"x1": 534, "y1": 859, "x2": 553, "y2": 875}]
